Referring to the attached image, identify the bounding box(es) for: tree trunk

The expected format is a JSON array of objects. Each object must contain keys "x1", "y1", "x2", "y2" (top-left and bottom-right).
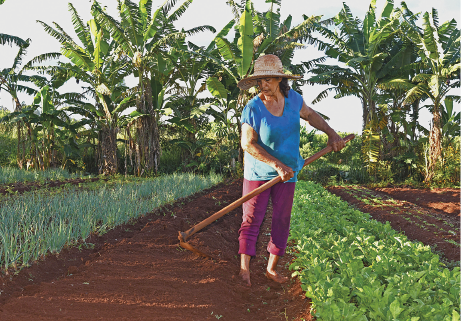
[
  {"x1": 425, "y1": 106, "x2": 442, "y2": 182},
  {"x1": 14, "y1": 98, "x2": 25, "y2": 169},
  {"x1": 99, "y1": 126, "x2": 118, "y2": 175},
  {"x1": 135, "y1": 79, "x2": 160, "y2": 176},
  {"x1": 410, "y1": 100, "x2": 420, "y2": 143},
  {"x1": 361, "y1": 99, "x2": 368, "y2": 132}
]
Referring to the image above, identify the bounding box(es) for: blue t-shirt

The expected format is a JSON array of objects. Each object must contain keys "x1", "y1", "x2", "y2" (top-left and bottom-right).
[{"x1": 240, "y1": 89, "x2": 305, "y2": 182}]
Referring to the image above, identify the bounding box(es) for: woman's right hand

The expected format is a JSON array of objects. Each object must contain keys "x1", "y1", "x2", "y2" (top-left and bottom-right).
[{"x1": 275, "y1": 162, "x2": 294, "y2": 182}]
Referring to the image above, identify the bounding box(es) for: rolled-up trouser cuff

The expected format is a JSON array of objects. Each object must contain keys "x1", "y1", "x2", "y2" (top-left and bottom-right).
[
  {"x1": 239, "y1": 237, "x2": 257, "y2": 256},
  {"x1": 267, "y1": 240, "x2": 285, "y2": 256}
]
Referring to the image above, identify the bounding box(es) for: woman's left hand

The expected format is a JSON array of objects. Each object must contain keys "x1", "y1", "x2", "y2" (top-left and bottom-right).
[{"x1": 327, "y1": 132, "x2": 346, "y2": 152}]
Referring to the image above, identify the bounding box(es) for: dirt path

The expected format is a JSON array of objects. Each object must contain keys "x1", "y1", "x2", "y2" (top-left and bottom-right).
[
  {"x1": 0, "y1": 179, "x2": 310, "y2": 321},
  {"x1": 327, "y1": 185, "x2": 460, "y2": 263}
]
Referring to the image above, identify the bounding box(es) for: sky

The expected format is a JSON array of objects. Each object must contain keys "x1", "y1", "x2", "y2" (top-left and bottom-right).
[{"x1": 0, "y1": 0, "x2": 460, "y2": 133}]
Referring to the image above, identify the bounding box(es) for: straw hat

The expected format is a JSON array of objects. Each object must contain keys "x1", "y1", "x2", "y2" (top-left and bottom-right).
[{"x1": 237, "y1": 54, "x2": 302, "y2": 90}]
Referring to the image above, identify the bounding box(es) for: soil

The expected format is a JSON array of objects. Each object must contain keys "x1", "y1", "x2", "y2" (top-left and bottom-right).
[
  {"x1": 0, "y1": 177, "x2": 103, "y2": 195},
  {"x1": 0, "y1": 179, "x2": 311, "y2": 321},
  {"x1": 327, "y1": 186, "x2": 460, "y2": 263},
  {"x1": 0, "y1": 179, "x2": 459, "y2": 320}
]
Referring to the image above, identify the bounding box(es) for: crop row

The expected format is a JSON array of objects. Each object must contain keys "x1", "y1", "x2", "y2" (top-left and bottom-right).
[
  {"x1": 289, "y1": 181, "x2": 460, "y2": 321},
  {"x1": 341, "y1": 186, "x2": 460, "y2": 247},
  {"x1": 0, "y1": 166, "x2": 90, "y2": 185},
  {"x1": 0, "y1": 173, "x2": 222, "y2": 272}
]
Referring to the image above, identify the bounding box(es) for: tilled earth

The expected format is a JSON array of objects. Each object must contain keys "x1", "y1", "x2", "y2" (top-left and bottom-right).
[
  {"x1": 327, "y1": 185, "x2": 460, "y2": 262},
  {"x1": 0, "y1": 179, "x2": 311, "y2": 321},
  {"x1": 0, "y1": 178, "x2": 458, "y2": 320}
]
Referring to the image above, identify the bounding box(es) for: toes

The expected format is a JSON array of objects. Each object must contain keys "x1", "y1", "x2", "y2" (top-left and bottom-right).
[
  {"x1": 265, "y1": 271, "x2": 288, "y2": 284},
  {"x1": 239, "y1": 270, "x2": 251, "y2": 287}
]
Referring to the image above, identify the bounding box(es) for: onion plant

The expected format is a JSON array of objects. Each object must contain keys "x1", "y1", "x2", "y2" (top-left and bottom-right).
[
  {"x1": 0, "y1": 172, "x2": 222, "y2": 271},
  {"x1": 0, "y1": 166, "x2": 90, "y2": 184}
]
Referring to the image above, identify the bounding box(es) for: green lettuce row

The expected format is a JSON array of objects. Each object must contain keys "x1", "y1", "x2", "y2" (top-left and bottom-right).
[
  {"x1": 289, "y1": 181, "x2": 460, "y2": 321},
  {"x1": 0, "y1": 173, "x2": 222, "y2": 271}
]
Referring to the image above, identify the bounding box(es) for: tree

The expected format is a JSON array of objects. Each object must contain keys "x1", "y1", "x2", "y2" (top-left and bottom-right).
[
  {"x1": 391, "y1": 5, "x2": 460, "y2": 181},
  {"x1": 305, "y1": 0, "x2": 402, "y2": 132},
  {"x1": 92, "y1": 0, "x2": 215, "y2": 176},
  {"x1": 0, "y1": 85, "x2": 90, "y2": 170},
  {"x1": 39, "y1": 3, "x2": 135, "y2": 174},
  {"x1": 0, "y1": 33, "x2": 56, "y2": 167}
]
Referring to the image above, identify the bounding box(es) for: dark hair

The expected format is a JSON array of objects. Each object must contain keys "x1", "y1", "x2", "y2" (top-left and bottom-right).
[{"x1": 279, "y1": 78, "x2": 290, "y2": 98}]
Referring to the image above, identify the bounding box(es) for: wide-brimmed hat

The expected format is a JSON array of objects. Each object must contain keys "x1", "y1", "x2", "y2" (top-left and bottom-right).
[{"x1": 237, "y1": 54, "x2": 302, "y2": 90}]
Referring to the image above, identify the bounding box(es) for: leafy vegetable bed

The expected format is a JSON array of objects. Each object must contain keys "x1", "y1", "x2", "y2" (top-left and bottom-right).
[{"x1": 289, "y1": 181, "x2": 460, "y2": 320}]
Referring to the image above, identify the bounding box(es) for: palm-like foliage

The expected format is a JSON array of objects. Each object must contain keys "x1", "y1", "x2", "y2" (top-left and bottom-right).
[
  {"x1": 306, "y1": 0, "x2": 402, "y2": 132},
  {"x1": 0, "y1": 85, "x2": 91, "y2": 170},
  {"x1": 0, "y1": 36, "x2": 51, "y2": 111},
  {"x1": 0, "y1": 34, "x2": 56, "y2": 167},
  {"x1": 209, "y1": 0, "x2": 318, "y2": 86},
  {"x1": 39, "y1": 3, "x2": 135, "y2": 174},
  {"x1": 0, "y1": 33, "x2": 28, "y2": 47},
  {"x1": 92, "y1": 0, "x2": 215, "y2": 175},
  {"x1": 386, "y1": 4, "x2": 460, "y2": 181}
]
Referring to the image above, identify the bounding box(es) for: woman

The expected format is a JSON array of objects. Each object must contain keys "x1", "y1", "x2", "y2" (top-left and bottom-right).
[{"x1": 237, "y1": 54, "x2": 345, "y2": 287}]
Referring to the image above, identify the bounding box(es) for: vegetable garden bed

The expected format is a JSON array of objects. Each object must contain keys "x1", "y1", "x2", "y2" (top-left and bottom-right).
[
  {"x1": 0, "y1": 178, "x2": 458, "y2": 320},
  {"x1": 0, "y1": 179, "x2": 309, "y2": 321}
]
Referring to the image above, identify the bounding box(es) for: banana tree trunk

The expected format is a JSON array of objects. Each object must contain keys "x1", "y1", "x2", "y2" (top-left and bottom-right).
[
  {"x1": 14, "y1": 98, "x2": 25, "y2": 169},
  {"x1": 426, "y1": 106, "x2": 442, "y2": 182},
  {"x1": 135, "y1": 79, "x2": 160, "y2": 176},
  {"x1": 361, "y1": 99, "x2": 368, "y2": 132},
  {"x1": 99, "y1": 126, "x2": 118, "y2": 175}
]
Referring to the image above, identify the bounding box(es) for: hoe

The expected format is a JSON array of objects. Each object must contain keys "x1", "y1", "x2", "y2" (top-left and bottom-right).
[{"x1": 178, "y1": 134, "x2": 355, "y2": 257}]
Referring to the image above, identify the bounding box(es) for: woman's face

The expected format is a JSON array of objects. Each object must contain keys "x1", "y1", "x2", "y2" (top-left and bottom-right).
[{"x1": 257, "y1": 77, "x2": 282, "y2": 96}]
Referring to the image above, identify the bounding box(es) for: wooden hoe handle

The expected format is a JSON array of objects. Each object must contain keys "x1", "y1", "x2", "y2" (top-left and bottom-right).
[{"x1": 178, "y1": 134, "x2": 355, "y2": 242}]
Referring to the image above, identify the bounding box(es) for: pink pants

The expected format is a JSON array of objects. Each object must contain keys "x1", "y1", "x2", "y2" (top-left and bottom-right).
[{"x1": 238, "y1": 179, "x2": 296, "y2": 257}]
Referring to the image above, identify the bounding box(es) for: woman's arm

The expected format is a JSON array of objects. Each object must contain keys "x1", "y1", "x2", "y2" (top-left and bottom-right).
[
  {"x1": 241, "y1": 123, "x2": 294, "y2": 182},
  {"x1": 300, "y1": 101, "x2": 345, "y2": 152}
]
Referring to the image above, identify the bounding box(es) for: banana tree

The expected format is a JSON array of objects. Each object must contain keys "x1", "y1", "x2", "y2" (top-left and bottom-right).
[
  {"x1": 208, "y1": 0, "x2": 315, "y2": 91},
  {"x1": 0, "y1": 33, "x2": 56, "y2": 168},
  {"x1": 92, "y1": 0, "x2": 215, "y2": 176},
  {"x1": 306, "y1": 0, "x2": 402, "y2": 132},
  {"x1": 390, "y1": 5, "x2": 460, "y2": 182},
  {"x1": 39, "y1": 3, "x2": 135, "y2": 175},
  {"x1": 0, "y1": 85, "x2": 90, "y2": 170}
]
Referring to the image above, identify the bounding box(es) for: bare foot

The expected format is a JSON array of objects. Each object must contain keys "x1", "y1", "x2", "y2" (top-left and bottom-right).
[
  {"x1": 265, "y1": 271, "x2": 288, "y2": 284},
  {"x1": 239, "y1": 270, "x2": 251, "y2": 287}
]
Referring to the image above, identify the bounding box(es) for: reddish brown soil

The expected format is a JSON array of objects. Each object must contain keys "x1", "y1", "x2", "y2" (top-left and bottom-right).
[
  {"x1": 327, "y1": 186, "x2": 460, "y2": 263},
  {"x1": 0, "y1": 177, "x2": 102, "y2": 195},
  {"x1": 0, "y1": 179, "x2": 311, "y2": 321},
  {"x1": 0, "y1": 179, "x2": 459, "y2": 320}
]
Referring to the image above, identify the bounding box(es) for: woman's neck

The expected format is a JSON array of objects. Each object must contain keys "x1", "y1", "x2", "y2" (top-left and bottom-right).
[
  {"x1": 259, "y1": 90, "x2": 285, "y2": 117},
  {"x1": 260, "y1": 90, "x2": 284, "y2": 103}
]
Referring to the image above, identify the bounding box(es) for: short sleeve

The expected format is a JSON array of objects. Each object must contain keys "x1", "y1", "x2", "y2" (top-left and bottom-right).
[{"x1": 240, "y1": 101, "x2": 261, "y2": 134}]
